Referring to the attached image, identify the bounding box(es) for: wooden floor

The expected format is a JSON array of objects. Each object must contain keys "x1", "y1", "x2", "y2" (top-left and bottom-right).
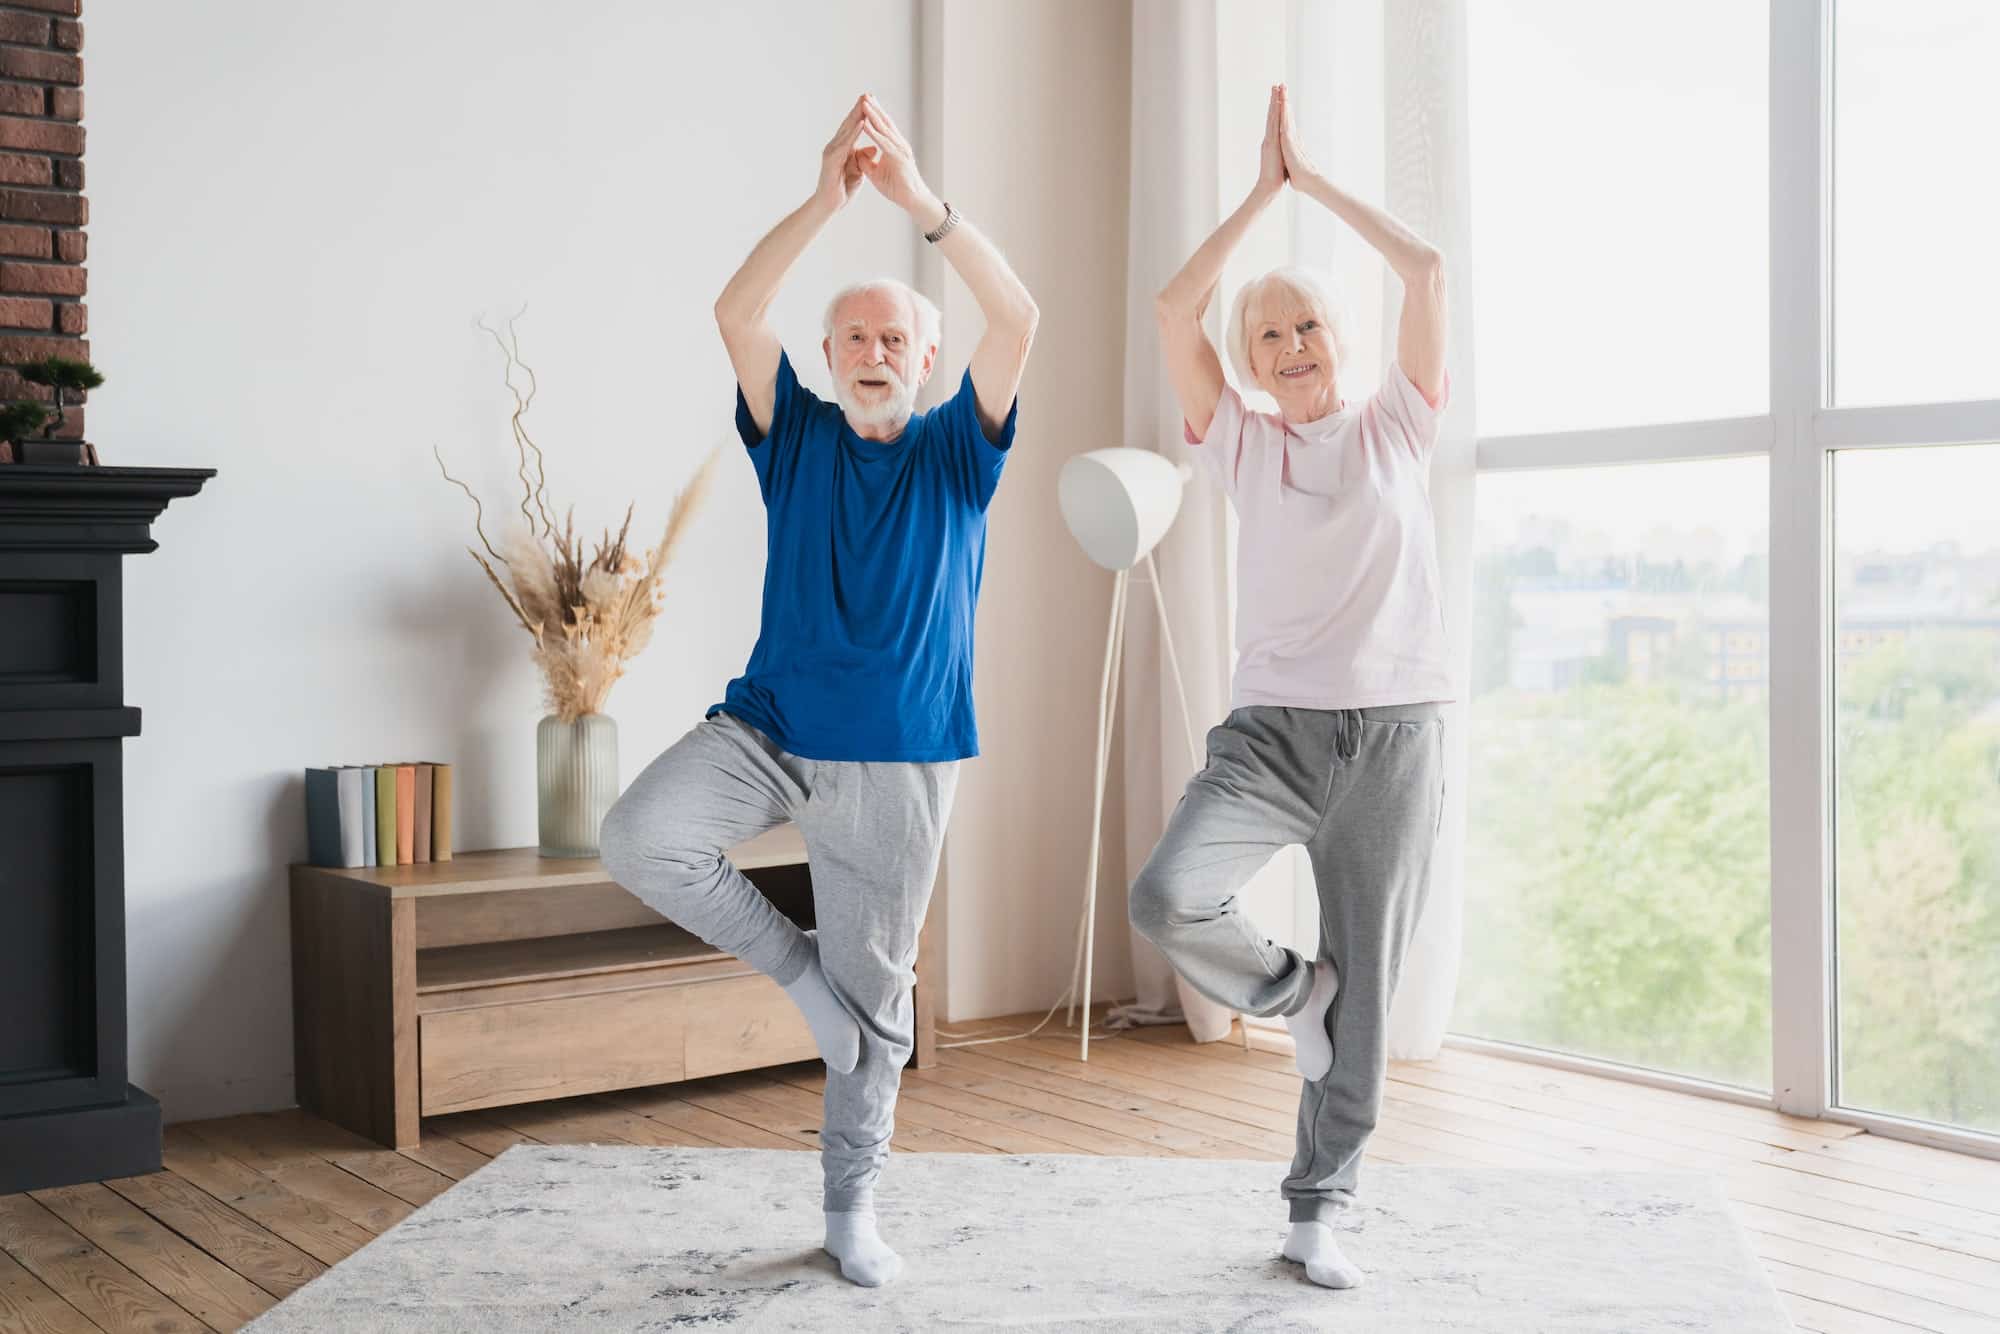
[{"x1": 3, "y1": 1013, "x2": 1997, "y2": 1333}]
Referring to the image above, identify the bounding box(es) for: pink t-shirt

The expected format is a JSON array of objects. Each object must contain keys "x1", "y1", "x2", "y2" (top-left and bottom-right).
[{"x1": 1187, "y1": 362, "x2": 1455, "y2": 710}]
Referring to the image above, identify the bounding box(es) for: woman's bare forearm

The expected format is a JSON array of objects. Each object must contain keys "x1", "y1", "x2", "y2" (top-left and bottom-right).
[
  {"x1": 1158, "y1": 186, "x2": 1280, "y2": 319},
  {"x1": 1291, "y1": 169, "x2": 1441, "y2": 281}
]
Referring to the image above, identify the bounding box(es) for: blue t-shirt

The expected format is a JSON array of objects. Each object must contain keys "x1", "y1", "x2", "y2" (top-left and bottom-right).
[{"x1": 711, "y1": 351, "x2": 1017, "y2": 762}]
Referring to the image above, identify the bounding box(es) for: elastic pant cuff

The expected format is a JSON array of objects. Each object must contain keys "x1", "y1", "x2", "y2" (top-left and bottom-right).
[
  {"x1": 1288, "y1": 1195, "x2": 1350, "y2": 1226},
  {"x1": 824, "y1": 1191, "x2": 875, "y2": 1216}
]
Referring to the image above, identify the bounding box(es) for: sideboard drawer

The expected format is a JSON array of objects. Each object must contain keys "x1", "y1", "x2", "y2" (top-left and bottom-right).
[
  {"x1": 683, "y1": 974, "x2": 820, "y2": 1079},
  {"x1": 420, "y1": 985, "x2": 688, "y2": 1116}
]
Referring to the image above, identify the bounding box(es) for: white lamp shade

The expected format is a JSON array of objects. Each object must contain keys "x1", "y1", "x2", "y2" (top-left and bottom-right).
[{"x1": 1058, "y1": 448, "x2": 1192, "y2": 572}]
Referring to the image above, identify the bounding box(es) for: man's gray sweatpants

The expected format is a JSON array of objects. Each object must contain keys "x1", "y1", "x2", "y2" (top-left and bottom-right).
[
  {"x1": 597, "y1": 712, "x2": 958, "y2": 1213},
  {"x1": 1128, "y1": 703, "x2": 1445, "y2": 1224}
]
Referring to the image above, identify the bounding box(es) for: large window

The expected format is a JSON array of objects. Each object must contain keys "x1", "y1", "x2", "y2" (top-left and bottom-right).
[
  {"x1": 1462, "y1": 3, "x2": 2000, "y2": 1149},
  {"x1": 1461, "y1": 3, "x2": 1773, "y2": 1091},
  {"x1": 1462, "y1": 461, "x2": 1771, "y2": 1090}
]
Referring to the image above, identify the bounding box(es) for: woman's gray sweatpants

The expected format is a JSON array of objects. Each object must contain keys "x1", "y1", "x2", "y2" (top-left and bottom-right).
[
  {"x1": 597, "y1": 712, "x2": 958, "y2": 1214},
  {"x1": 1128, "y1": 702, "x2": 1445, "y2": 1224}
]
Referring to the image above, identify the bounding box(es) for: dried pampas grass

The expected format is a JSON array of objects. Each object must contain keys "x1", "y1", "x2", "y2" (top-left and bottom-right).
[{"x1": 436, "y1": 314, "x2": 721, "y2": 723}]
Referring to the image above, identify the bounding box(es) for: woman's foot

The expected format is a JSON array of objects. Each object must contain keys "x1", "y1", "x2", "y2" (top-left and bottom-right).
[
  {"x1": 1282, "y1": 958, "x2": 1340, "y2": 1081},
  {"x1": 825, "y1": 1209, "x2": 901, "y2": 1286},
  {"x1": 1282, "y1": 1219, "x2": 1364, "y2": 1289}
]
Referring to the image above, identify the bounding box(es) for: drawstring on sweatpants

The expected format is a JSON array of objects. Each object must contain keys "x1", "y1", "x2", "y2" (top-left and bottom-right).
[{"x1": 1333, "y1": 708, "x2": 1363, "y2": 762}]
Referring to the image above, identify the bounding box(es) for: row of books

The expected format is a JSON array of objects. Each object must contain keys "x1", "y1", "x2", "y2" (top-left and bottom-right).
[{"x1": 305, "y1": 763, "x2": 454, "y2": 869}]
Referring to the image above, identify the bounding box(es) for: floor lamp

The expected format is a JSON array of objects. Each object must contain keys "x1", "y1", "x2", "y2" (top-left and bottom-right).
[{"x1": 1057, "y1": 448, "x2": 1205, "y2": 1059}]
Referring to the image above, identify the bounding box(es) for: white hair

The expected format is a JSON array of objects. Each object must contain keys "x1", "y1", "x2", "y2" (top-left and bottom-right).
[
  {"x1": 822, "y1": 277, "x2": 942, "y2": 355},
  {"x1": 1225, "y1": 266, "x2": 1353, "y2": 389}
]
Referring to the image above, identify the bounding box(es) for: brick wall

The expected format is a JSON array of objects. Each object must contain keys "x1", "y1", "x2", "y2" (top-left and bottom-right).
[{"x1": 0, "y1": 0, "x2": 84, "y2": 447}]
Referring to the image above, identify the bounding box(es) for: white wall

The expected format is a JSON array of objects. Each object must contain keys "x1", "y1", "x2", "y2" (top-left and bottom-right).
[
  {"x1": 89, "y1": 0, "x2": 920, "y2": 1121},
  {"x1": 923, "y1": 0, "x2": 1137, "y2": 1022}
]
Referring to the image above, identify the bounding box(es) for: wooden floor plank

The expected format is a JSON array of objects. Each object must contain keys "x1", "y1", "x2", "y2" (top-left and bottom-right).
[
  {"x1": 1737, "y1": 1199, "x2": 2000, "y2": 1293},
  {"x1": 0, "y1": 1245, "x2": 101, "y2": 1334},
  {"x1": 159, "y1": 1126, "x2": 374, "y2": 1268},
  {"x1": 395, "y1": 1130, "x2": 494, "y2": 1183},
  {"x1": 604, "y1": 1086, "x2": 810, "y2": 1152},
  {"x1": 944, "y1": 1041, "x2": 1296, "y2": 1157},
  {"x1": 1762, "y1": 1256, "x2": 1998, "y2": 1334},
  {"x1": 99, "y1": 1170, "x2": 325, "y2": 1302},
  {"x1": 261, "y1": 1110, "x2": 456, "y2": 1208},
  {"x1": 27, "y1": 1182, "x2": 275, "y2": 1331},
  {"x1": 178, "y1": 1119, "x2": 411, "y2": 1237},
  {"x1": 422, "y1": 1110, "x2": 539, "y2": 1159},
  {"x1": 1782, "y1": 1291, "x2": 1940, "y2": 1333},
  {"x1": 679, "y1": 1072, "x2": 999, "y2": 1156},
  {"x1": 0, "y1": 1193, "x2": 210, "y2": 1334},
  {"x1": 923, "y1": 1054, "x2": 1264, "y2": 1158}
]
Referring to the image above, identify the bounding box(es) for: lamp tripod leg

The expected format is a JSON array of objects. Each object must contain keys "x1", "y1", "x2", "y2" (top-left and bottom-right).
[{"x1": 1076, "y1": 568, "x2": 1128, "y2": 1060}]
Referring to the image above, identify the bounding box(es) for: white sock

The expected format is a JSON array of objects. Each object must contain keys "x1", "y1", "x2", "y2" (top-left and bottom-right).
[
  {"x1": 783, "y1": 953, "x2": 860, "y2": 1075},
  {"x1": 824, "y1": 1209, "x2": 901, "y2": 1287},
  {"x1": 1283, "y1": 958, "x2": 1339, "y2": 1082},
  {"x1": 1282, "y1": 1220, "x2": 1364, "y2": 1289}
]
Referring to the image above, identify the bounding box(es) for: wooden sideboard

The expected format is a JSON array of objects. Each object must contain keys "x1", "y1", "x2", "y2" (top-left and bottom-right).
[{"x1": 289, "y1": 826, "x2": 940, "y2": 1149}]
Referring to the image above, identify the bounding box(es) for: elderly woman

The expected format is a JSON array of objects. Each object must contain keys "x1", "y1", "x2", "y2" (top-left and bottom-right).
[{"x1": 1129, "y1": 84, "x2": 1451, "y2": 1291}]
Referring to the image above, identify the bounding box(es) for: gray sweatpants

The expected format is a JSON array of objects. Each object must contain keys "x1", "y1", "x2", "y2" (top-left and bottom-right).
[
  {"x1": 1128, "y1": 703, "x2": 1445, "y2": 1224},
  {"x1": 597, "y1": 712, "x2": 958, "y2": 1213}
]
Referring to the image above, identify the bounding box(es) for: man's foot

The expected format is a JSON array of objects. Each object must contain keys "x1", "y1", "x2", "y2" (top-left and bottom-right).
[
  {"x1": 784, "y1": 954, "x2": 860, "y2": 1074},
  {"x1": 1282, "y1": 1220, "x2": 1364, "y2": 1289},
  {"x1": 1282, "y1": 958, "x2": 1340, "y2": 1081},
  {"x1": 824, "y1": 1209, "x2": 901, "y2": 1287}
]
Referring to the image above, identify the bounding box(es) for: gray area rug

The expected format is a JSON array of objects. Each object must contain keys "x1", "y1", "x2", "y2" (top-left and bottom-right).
[{"x1": 245, "y1": 1146, "x2": 1793, "y2": 1332}]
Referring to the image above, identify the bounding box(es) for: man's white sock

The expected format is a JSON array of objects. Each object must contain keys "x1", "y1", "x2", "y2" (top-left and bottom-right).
[
  {"x1": 824, "y1": 1209, "x2": 901, "y2": 1287},
  {"x1": 784, "y1": 954, "x2": 860, "y2": 1075}
]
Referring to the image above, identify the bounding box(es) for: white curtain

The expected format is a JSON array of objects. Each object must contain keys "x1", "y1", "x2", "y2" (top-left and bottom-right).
[
  {"x1": 1114, "y1": 0, "x2": 1478, "y2": 1057},
  {"x1": 1379, "y1": 0, "x2": 1478, "y2": 1059},
  {"x1": 1114, "y1": 0, "x2": 1237, "y2": 1044}
]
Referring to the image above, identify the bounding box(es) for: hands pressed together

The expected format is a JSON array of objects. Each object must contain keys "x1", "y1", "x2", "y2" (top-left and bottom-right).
[
  {"x1": 817, "y1": 93, "x2": 943, "y2": 227},
  {"x1": 1256, "y1": 82, "x2": 1319, "y2": 202}
]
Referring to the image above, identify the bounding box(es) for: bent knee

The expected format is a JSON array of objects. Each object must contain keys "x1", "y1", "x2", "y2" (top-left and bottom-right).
[
  {"x1": 1127, "y1": 866, "x2": 1181, "y2": 939},
  {"x1": 597, "y1": 803, "x2": 715, "y2": 893}
]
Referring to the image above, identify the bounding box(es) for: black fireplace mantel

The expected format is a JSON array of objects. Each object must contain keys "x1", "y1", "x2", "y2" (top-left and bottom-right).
[
  {"x1": 0, "y1": 464, "x2": 217, "y2": 554},
  {"x1": 1, "y1": 462, "x2": 215, "y2": 1194}
]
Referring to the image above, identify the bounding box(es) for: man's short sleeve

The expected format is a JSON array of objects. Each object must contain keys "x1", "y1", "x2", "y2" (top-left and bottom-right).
[
  {"x1": 735, "y1": 350, "x2": 826, "y2": 500},
  {"x1": 934, "y1": 368, "x2": 1018, "y2": 512},
  {"x1": 1369, "y1": 361, "x2": 1451, "y2": 463},
  {"x1": 1184, "y1": 384, "x2": 1250, "y2": 500}
]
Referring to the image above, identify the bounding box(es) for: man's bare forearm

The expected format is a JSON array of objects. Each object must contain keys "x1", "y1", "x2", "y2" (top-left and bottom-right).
[{"x1": 715, "y1": 193, "x2": 840, "y2": 336}]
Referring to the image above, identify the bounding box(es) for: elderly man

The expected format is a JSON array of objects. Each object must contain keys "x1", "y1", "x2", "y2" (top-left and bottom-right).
[{"x1": 598, "y1": 93, "x2": 1036, "y2": 1289}]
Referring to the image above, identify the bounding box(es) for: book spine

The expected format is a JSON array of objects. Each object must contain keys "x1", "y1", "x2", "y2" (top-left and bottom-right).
[
  {"x1": 375, "y1": 767, "x2": 397, "y2": 867},
  {"x1": 414, "y1": 764, "x2": 434, "y2": 863},
  {"x1": 395, "y1": 764, "x2": 416, "y2": 865},
  {"x1": 304, "y1": 769, "x2": 340, "y2": 867},
  {"x1": 336, "y1": 768, "x2": 368, "y2": 868},
  {"x1": 360, "y1": 766, "x2": 377, "y2": 866},
  {"x1": 432, "y1": 763, "x2": 454, "y2": 861}
]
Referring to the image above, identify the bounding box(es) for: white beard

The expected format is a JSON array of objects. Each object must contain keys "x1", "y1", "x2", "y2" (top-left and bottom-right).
[{"x1": 834, "y1": 365, "x2": 917, "y2": 432}]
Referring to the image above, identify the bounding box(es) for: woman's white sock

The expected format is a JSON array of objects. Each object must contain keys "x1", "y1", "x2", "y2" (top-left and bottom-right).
[
  {"x1": 1282, "y1": 958, "x2": 1340, "y2": 1081},
  {"x1": 1282, "y1": 1220, "x2": 1364, "y2": 1289}
]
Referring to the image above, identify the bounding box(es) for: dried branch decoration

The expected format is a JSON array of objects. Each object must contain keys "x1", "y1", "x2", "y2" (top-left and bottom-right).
[{"x1": 436, "y1": 312, "x2": 721, "y2": 723}]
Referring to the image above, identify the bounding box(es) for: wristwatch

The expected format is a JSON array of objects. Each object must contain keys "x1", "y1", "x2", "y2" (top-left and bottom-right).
[{"x1": 924, "y1": 201, "x2": 962, "y2": 245}]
